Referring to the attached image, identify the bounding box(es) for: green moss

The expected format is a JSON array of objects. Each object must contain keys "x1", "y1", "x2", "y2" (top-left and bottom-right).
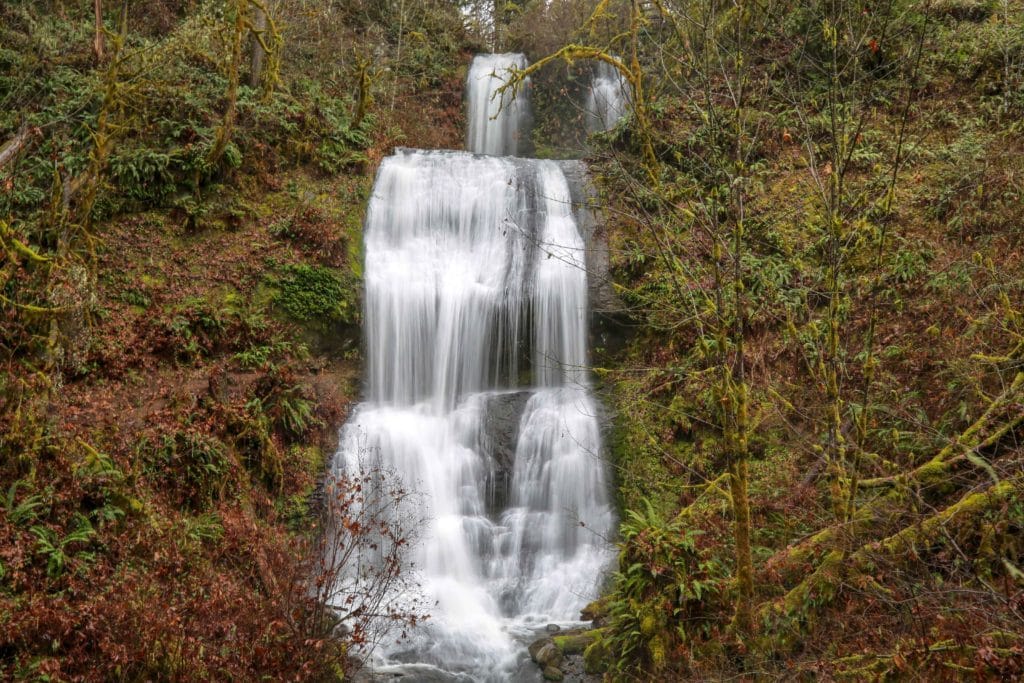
[
  {"x1": 552, "y1": 629, "x2": 599, "y2": 654},
  {"x1": 272, "y1": 264, "x2": 358, "y2": 327},
  {"x1": 581, "y1": 595, "x2": 612, "y2": 621},
  {"x1": 139, "y1": 273, "x2": 166, "y2": 288},
  {"x1": 582, "y1": 636, "x2": 612, "y2": 675}
]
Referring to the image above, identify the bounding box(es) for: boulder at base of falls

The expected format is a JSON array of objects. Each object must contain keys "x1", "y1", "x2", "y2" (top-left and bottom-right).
[
  {"x1": 529, "y1": 638, "x2": 564, "y2": 668},
  {"x1": 542, "y1": 665, "x2": 565, "y2": 681},
  {"x1": 533, "y1": 629, "x2": 616, "y2": 680}
]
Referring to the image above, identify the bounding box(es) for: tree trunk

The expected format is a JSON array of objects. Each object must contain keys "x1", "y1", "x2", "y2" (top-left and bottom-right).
[
  {"x1": 729, "y1": 456, "x2": 755, "y2": 634},
  {"x1": 93, "y1": 0, "x2": 105, "y2": 62},
  {"x1": 0, "y1": 126, "x2": 36, "y2": 171},
  {"x1": 249, "y1": 4, "x2": 266, "y2": 89},
  {"x1": 353, "y1": 58, "x2": 371, "y2": 128},
  {"x1": 209, "y1": 0, "x2": 245, "y2": 170}
]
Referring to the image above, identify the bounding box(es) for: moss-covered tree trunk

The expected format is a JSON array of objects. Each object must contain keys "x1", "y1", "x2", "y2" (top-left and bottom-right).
[
  {"x1": 208, "y1": 0, "x2": 246, "y2": 170},
  {"x1": 248, "y1": 3, "x2": 266, "y2": 88},
  {"x1": 93, "y1": 0, "x2": 105, "y2": 63}
]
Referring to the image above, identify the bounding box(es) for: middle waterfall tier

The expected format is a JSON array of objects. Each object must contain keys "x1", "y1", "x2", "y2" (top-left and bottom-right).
[{"x1": 363, "y1": 149, "x2": 592, "y2": 408}]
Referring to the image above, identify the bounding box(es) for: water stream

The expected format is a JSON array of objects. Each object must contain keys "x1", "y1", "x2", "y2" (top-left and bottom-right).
[
  {"x1": 333, "y1": 54, "x2": 613, "y2": 682},
  {"x1": 466, "y1": 54, "x2": 531, "y2": 157},
  {"x1": 584, "y1": 61, "x2": 630, "y2": 134}
]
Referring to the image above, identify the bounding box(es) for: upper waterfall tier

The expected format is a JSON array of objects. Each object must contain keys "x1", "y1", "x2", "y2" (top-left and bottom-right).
[
  {"x1": 585, "y1": 60, "x2": 630, "y2": 133},
  {"x1": 466, "y1": 53, "x2": 531, "y2": 156}
]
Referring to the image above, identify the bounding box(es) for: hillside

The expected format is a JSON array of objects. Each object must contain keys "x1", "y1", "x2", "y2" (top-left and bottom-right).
[
  {"x1": 0, "y1": 2, "x2": 467, "y2": 678},
  {"x1": 545, "y1": 0, "x2": 1024, "y2": 678}
]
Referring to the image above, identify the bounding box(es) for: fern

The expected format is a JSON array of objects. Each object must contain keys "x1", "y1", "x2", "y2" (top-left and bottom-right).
[
  {"x1": 605, "y1": 498, "x2": 725, "y2": 676},
  {"x1": 30, "y1": 513, "x2": 96, "y2": 578},
  {"x1": 5, "y1": 481, "x2": 46, "y2": 526}
]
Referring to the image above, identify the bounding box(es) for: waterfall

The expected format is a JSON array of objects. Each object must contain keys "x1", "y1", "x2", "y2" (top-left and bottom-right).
[
  {"x1": 332, "y1": 54, "x2": 612, "y2": 682},
  {"x1": 585, "y1": 61, "x2": 630, "y2": 134},
  {"x1": 466, "y1": 54, "x2": 530, "y2": 156}
]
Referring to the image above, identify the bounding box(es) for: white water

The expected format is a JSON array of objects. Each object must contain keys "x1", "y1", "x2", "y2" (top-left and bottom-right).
[
  {"x1": 335, "y1": 150, "x2": 613, "y2": 680},
  {"x1": 332, "y1": 54, "x2": 612, "y2": 682},
  {"x1": 466, "y1": 54, "x2": 530, "y2": 156},
  {"x1": 585, "y1": 61, "x2": 630, "y2": 134}
]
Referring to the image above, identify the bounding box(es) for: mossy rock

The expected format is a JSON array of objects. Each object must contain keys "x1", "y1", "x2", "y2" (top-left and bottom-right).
[
  {"x1": 582, "y1": 637, "x2": 612, "y2": 675},
  {"x1": 580, "y1": 595, "x2": 612, "y2": 622},
  {"x1": 528, "y1": 638, "x2": 563, "y2": 668},
  {"x1": 266, "y1": 264, "x2": 361, "y2": 358},
  {"x1": 542, "y1": 665, "x2": 564, "y2": 681},
  {"x1": 553, "y1": 628, "x2": 601, "y2": 655}
]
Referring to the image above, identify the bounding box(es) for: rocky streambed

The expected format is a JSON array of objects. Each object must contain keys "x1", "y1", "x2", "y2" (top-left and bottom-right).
[{"x1": 525, "y1": 599, "x2": 611, "y2": 682}]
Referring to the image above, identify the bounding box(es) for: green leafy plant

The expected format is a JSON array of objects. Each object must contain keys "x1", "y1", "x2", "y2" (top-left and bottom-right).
[
  {"x1": 30, "y1": 513, "x2": 96, "y2": 579},
  {"x1": 5, "y1": 481, "x2": 48, "y2": 526},
  {"x1": 247, "y1": 381, "x2": 320, "y2": 443},
  {"x1": 275, "y1": 389, "x2": 317, "y2": 439},
  {"x1": 152, "y1": 431, "x2": 230, "y2": 509},
  {"x1": 182, "y1": 512, "x2": 224, "y2": 545},
  {"x1": 890, "y1": 241, "x2": 934, "y2": 283},
  {"x1": 116, "y1": 287, "x2": 153, "y2": 308},
  {"x1": 604, "y1": 499, "x2": 725, "y2": 677},
  {"x1": 233, "y1": 340, "x2": 302, "y2": 370},
  {"x1": 162, "y1": 300, "x2": 230, "y2": 362},
  {"x1": 74, "y1": 441, "x2": 142, "y2": 527}
]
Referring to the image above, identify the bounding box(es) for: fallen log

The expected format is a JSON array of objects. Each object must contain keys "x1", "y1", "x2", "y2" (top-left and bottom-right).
[
  {"x1": 0, "y1": 126, "x2": 38, "y2": 171},
  {"x1": 775, "y1": 370, "x2": 1023, "y2": 569},
  {"x1": 764, "y1": 477, "x2": 1020, "y2": 633}
]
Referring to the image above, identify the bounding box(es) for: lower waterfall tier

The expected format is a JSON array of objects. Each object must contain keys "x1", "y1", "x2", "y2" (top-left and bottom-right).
[{"x1": 336, "y1": 388, "x2": 612, "y2": 678}]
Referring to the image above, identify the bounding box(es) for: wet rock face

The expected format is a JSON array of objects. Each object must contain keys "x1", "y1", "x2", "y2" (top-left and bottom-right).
[
  {"x1": 478, "y1": 390, "x2": 532, "y2": 513},
  {"x1": 554, "y1": 161, "x2": 615, "y2": 315},
  {"x1": 554, "y1": 160, "x2": 633, "y2": 356}
]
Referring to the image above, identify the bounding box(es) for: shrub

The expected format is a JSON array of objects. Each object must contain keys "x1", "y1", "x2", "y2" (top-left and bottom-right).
[
  {"x1": 605, "y1": 500, "x2": 726, "y2": 678},
  {"x1": 151, "y1": 431, "x2": 231, "y2": 509},
  {"x1": 273, "y1": 264, "x2": 358, "y2": 326}
]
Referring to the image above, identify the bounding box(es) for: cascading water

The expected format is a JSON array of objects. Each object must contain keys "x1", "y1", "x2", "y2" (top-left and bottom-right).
[
  {"x1": 333, "y1": 54, "x2": 613, "y2": 682},
  {"x1": 466, "y1": 54, "x2": 530, "y2": 157},
  {"x1": 584, "y1": 61, "x2": 630, "y2": 134}
]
